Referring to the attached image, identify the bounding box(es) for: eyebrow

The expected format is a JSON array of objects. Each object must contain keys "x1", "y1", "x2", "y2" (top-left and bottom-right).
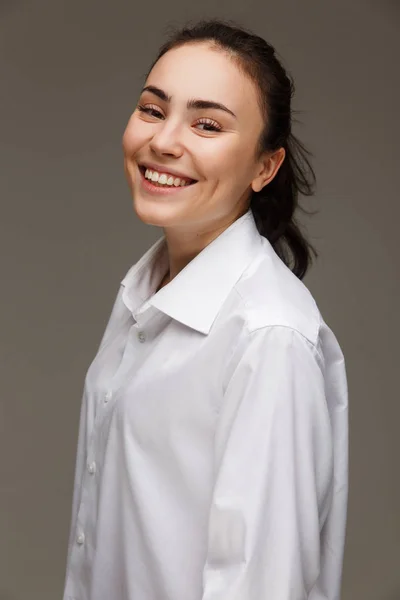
[{"x1": 140, "y1": 85, "x2": 237, "y2": 119}]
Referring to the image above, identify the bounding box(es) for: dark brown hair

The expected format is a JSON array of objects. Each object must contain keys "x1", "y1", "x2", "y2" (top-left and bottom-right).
[{"x1": 143, "y1": 18, "x2": 318, "y2": 279}]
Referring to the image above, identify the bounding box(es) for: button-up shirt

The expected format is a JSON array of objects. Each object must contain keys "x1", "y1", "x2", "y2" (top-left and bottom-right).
[{"x1": 63, "y1": 208, "x2": 348, "y2": 600}]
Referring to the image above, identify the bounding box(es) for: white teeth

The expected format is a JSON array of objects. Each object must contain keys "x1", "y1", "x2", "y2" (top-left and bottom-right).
[{"x1": 144, "y1": 168, "x2": 192, "y2": 187}]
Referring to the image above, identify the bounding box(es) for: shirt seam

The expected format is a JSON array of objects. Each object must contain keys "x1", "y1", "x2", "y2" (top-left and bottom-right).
[
  {"x1": 232, "y1": 285, "x2": 321, "y2": 347},
  {"x1": 250, "y1": 320, "x2": 323, "y2": 361}
]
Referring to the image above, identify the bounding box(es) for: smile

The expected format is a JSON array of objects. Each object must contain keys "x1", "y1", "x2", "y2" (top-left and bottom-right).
[{"x1": 138, "y1": 165, "x2": 198, "y2": 196}]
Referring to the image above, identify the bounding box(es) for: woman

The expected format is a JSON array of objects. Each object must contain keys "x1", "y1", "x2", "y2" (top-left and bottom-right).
[{"x1": 63, "y1": 18, "x2": 348, "y2": 600}]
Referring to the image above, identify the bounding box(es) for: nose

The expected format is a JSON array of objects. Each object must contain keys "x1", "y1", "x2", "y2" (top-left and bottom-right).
[{"x1": 149, "y1": 120, "x2": 185, "y2": 158}]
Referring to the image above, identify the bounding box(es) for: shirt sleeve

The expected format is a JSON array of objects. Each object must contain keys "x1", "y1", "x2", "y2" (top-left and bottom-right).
[{"x1": 202, "y1": 324, "x2": 348, "y2": 600}]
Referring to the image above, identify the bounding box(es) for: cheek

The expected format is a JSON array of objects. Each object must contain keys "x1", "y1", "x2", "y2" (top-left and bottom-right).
[
  {"x1": 207, "y1": 135, "x2": 247, "y2": 171},
  {"x1": 206, "y1": 147, "x2": 249, "y2": 185},
  {"x1": 122, "y1": 129, "x2": 137, "y2": 155},
  {"x1": 122, "y1": 117, "x2": 146, "y2": 155}
]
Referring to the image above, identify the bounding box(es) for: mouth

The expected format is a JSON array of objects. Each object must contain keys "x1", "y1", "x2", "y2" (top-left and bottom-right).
[{"x1": 138, "y1": 164, "x2": 198, "y2": 186}]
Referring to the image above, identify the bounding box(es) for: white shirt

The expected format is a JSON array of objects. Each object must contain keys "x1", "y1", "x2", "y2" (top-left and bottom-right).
[{"x1": 63, "y1": 208, "x2": 348, "y2": 600}]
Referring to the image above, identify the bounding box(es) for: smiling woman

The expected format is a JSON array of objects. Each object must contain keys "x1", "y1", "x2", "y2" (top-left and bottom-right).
[
  {"x1": 122, "y1": 19, "x2": 318, "y2": 283},
  {"x1": 63, "y1": 17, "x2": 348, "y2": 600}
]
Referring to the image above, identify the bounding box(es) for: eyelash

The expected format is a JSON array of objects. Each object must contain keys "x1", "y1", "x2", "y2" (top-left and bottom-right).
[{"x1": 136, "y1": 104, "x2": 223, "y2": 133}]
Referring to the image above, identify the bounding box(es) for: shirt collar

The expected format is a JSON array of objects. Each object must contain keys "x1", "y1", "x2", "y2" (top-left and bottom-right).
[{"x1": 121, "y1": 208, "x2": 265, "y2": 335}]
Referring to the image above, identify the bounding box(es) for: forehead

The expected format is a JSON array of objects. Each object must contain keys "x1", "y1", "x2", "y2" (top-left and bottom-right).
[{"x1": 146, "y1": 43, "x2": 259, "y2": 116}]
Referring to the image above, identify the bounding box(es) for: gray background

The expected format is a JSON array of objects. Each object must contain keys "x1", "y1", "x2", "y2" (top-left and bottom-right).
[{"x1": 1, "y1": 0, "x2": 399, "y2": 598}]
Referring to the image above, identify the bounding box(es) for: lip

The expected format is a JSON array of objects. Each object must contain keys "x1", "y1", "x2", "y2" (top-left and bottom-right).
[
  {"x1": 137, "y1": 164, "x2": 198, "y2": 196},
  {"x1": 138, "y1": 161, "x2": 197, "y2": 182}
]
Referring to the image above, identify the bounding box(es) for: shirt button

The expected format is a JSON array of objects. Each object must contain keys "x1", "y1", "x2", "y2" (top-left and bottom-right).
[
  {"x1": 76, "y1": 532, "x2": 85, "y2": 545},
  {"x1": 88, "y1": 462, "x2": 96, "y2": 475},
  {"x1": 138, "y1": 331, "x2": 146, "y2": 343},
  {"x1": 104, "y1": 390, "x2": 112, "y2": 403}
]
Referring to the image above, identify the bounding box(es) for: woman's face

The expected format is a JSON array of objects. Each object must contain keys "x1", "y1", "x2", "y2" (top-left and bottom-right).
[{"x1": 122, "y1": 42, "x2": 283, "y2": 234}]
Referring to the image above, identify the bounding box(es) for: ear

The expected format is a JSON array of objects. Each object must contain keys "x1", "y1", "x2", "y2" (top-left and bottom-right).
[{"x1": 251, "y1": 147, "x2": 286, "y2": 193}]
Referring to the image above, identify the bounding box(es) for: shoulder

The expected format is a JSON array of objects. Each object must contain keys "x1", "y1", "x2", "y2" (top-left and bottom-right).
[
  {"x1": 233, "y1": 240, "x2": 322, "y2": 348},
  {"x1": 218, "y1": 245, "x2": 325, "y2": 394}
]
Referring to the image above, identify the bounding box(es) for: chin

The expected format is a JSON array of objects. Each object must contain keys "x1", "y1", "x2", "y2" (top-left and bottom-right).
[{"x1": 132, "y1": 195, "x2": 177, "y2": 227}]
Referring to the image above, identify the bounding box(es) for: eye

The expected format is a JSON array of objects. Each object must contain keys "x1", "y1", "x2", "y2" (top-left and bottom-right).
[
  {"x1": 136, "y1": 105, "x2": 222, "y2": 133},
  {"x1": 137, "y1": 105, "x2": 163, "y2": 119},
  {"x1": 196, "y1": 118, "x2": 222, "y2": 133}
]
